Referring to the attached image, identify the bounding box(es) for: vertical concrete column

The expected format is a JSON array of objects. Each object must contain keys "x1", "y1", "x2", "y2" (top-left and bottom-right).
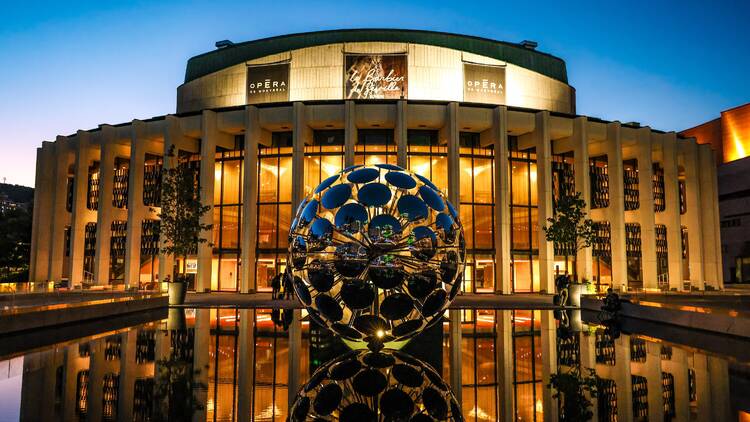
[
  {"x1": 94, "y1": 126, "x2": 117, "y2": 286},
  {"x1": 446, "y1": 102, "x2": 462, "y2": 402},
  {"x1": 533, "y1": 112, "x2": 555, "y2": 292},
  {"x1": 344, "y1": 101, "x2": 356, "y2": 167},
  {"x1": 62, "y1": 344, "x2": 89, "y2": 421},
  {"x1": 69, "y1": 131, "x2": 95, "y2": 287},
  {"x1": 288, "y1": 102, "x2": 307, "y2": 409},
  {"x1": 117, "y1": 331, "x2": 136, "y2": 421},
  {"x1": 708, "y1": 356, "x2": 731, "y2": 421},
  {"x1": 692, "y1": 353, "x2": 712, "y2": 420},
  {"x1": 237, "y1": 309, "x2": 256, "y2": 422},
  {"x1": 493, "y1": 106, "x2": 512, "y2": 294},
  {"x1": 241, "y1": 106, "x2": 260, "y2": 293},
  {"x1": 613, "y1": 335, "x2": 633, "y2": 422},
  {"x1": 709, "y1": 150, "x2": 723, "y2": 286},
  {"x1": 396, "y1": 100, "x2": 407, "y2": 168},
  {"x1": 681, "y1": 142, "x2": 704, "y2": 290},
  {"x1": 158, "y1": 116, "x2": 183, "y2": 287},
  {"x1": 698, "y1": 145, "x2": 720, "y2": 288},
  {"x1": 579, "y1": 329, "x2": 598, "y2": 422},
  {"x1": 86, "y1": 339, "x2": 105, "y2": 421},
  {"x1": 662, "y1": 347, "x2": 690, "y2": 421},
  {"x1": 30, "y1": 142, "x2": 55, "y2": 282},
  {"x1": 539, "y1": 311, "x2": 558, "y2": 422},
  {"x1": 572, "y1": 117, "x2": 593, "y2": 281},
  {"x1": 47, "y1": 138, "x2": 72, "y2": 283},
  {"x1": 636, "y1": 128, "x2": 657, "y2": 289},
  {"x1": 197, "y1": 111, "x2": 218, "y2": 292},
  {"x1": 606, "y1": 123, "x2": 627, "y2": 291},
  {"x1": 495, "y1": 310, "x2": 514, "y2": 422},
  {"x1": 192, "y1": 309, "x2": 210, "y2": 422},
  {"x1": 661, "y1": 133, "x2": 684, "y2": 290},
  {"x1": 124, "y1": 121, "x2": 147, "y2": 289},
  {"x1": 644, "y1": 341, "x2": 665, "y2": 421}
]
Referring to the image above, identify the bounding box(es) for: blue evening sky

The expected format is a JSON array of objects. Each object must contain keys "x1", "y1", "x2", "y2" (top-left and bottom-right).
[{"x1": 0, "y1": 0, "x2": 748, "y2": 186}]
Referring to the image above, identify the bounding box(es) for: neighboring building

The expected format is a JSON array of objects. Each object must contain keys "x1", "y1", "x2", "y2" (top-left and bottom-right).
[
  {"x1": 29, "y1": 29, "x2": 723, "y2": 293},
  {"x1": 682, "y1": 102, "x2": 750, "y2": 283}
]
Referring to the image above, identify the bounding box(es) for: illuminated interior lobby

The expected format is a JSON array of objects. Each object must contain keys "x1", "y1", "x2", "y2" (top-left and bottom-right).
[{"x1": 29, "y1": 29, "x2": 724, "y2": 294}]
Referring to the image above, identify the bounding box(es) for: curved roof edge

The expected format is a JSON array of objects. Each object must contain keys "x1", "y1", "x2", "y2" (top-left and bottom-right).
[{"x1": 184, "y1": 28, "x2": 568, "y2": 84}]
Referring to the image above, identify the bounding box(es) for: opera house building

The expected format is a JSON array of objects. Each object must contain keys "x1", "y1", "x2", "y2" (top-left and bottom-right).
[{"x1": 29, "y1": 29, "x2": 723, "y2": 294}]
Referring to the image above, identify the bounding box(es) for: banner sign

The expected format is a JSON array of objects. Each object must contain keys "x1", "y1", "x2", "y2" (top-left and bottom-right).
[
  {"x1": 463, "y1": 63, "x2": 506, "y2": 104},
  {"x1": 246, "y1": 62, "x2": 290, "y2": 104},
  {"x1": 345, "y1": 54, "x2": 407, "y2": 99}
]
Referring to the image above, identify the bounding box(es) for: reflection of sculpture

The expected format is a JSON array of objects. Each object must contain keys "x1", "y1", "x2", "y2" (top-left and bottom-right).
[
  {"x1": 287, "y1": 165, "x2": 465, "y2": 347},
  {"x1": 289, "y1": 349, "x2": 464, "y2": 421}
]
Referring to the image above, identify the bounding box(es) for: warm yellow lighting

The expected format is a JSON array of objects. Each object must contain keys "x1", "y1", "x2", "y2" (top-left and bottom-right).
[
  {"x1": 376, "y1": 329, "x2": 385, "y2": 338},
  {"x1": 536, "y1": 399, "x2": 543, "y2": 414}
]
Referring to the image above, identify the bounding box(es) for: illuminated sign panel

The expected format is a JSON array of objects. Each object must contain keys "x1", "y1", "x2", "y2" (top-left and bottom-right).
[
  {"x1": 345, "y1": 54, "x2": 407, "y2": 99},
  {"x1": 463, "y1": 62, "x2": 506, "y2": 104},
  {"x1": 246, "y1": 62, "x2": 290, "y2": 104}
]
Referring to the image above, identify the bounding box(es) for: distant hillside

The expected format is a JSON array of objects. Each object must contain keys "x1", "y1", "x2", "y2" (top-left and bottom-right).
[{"x1": 0, "y1": 183, "x2": 33, "y2": 204}]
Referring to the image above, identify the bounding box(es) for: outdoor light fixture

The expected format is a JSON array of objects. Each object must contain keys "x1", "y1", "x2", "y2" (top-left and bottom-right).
[
  {"x1": 287, "y1": 164, "x2": 465, "y2": 349},
  {"x1": 289, "y1": 349, "x2": 464, "y2": 421}
]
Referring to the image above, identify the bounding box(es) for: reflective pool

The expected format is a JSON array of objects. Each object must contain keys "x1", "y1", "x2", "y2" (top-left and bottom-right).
[{"x1": 0, "y1": 307, "x2": 748, "y2": 421}]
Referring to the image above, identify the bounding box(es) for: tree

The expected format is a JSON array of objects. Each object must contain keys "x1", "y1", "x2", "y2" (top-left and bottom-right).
[
  {"x1": 157, "y1": 146, "x2": 212, "y2": 282},
  {"x1": 549, "y1": 367, "x2": 600, "y2": 421},
  {"x1": 543, "y1": 192, "x2": 594, "y2": 279}
]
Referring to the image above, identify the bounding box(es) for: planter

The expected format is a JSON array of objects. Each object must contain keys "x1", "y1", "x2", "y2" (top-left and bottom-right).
[
  {"x1": 167, "y1": 308, "x2": 187, "y2": 330},
  {"x1": 568, "y1": 283, "x2": 586, "y2": 308},
  {"x1": 168, "y1": 282, "x2": 187, "y2": 306}
]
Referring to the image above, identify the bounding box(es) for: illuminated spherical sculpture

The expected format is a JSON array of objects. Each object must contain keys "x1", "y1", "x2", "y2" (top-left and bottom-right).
[
  {"x1": 289, "y1": 349, "x2": 464, "y2": 421},
  {"x1": 288, "y1": 164, "x2": 465, "y2": 345}
]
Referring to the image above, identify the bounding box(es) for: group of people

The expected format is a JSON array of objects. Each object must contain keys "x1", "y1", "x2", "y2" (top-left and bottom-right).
[{"x1": 270, "y1": 269, "x2": 295, "y2": 330}]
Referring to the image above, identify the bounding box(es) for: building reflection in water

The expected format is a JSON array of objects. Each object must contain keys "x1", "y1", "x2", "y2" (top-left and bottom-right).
[{"x1": 10, "y1": 307, "x2": 741, "y2": 421}]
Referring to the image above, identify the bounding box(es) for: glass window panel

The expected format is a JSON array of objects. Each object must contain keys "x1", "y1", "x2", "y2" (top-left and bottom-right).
[
  {"x1": 513, "y1": 255, "x2": 532, "y2": 292},
  {"x1": 221, "y1": 206, "x2": 240, "y2": 249},
  {"x1": 529, "y1": 162, "x2": 538, "y2": 206},
  {"x1": 530, "y1": 207, "x2": 539, "y2": 250},
  {"x1": 474, "y1": 254, "x2": 495, "y2": 293},
  {"x1": 320, "y1": 154, "x2": 343, "y2": 178},
  {"x1": 511, "y1": 161, "x2": 529, "y2": 205},
  {"x1": 460, "y1": 205, "x2": 474, "y2": 249},
  {"x1": 516, "y1": 382, "x2": 535, "y2": 421},
  {"x1": 514, "y1": 336, "x2": 534, "y2": 382},
  {"x1": 278, "y1": 205, "x2": 291, "y2": 250},
  {"x1": 474, "y1": 205, "x2": 493, "y2": 249},
  {"x1": 432, "y1": 155, "x2": 448, "y2": 194},
  {"x1": 256, "y1": 256, "x2": 277, "y2": 291},
  {"x1": 278, "y1": 156, "x2": 293, "y2": 203},
  {"x1": 512, "y1": 207, "x2": 530, "y2": 250},
  {"x1": 473, "y1": 157, "x2": 493, "y2": 203},
  {"x1": 257, "y1": 205, "x2": 278, "y2": 249},
  {"x1": 303, "y1": 155, "x2": 321, "y2": 196},
  {"x1": 222, "y1": 160, "x2": 242, "y2": 204},
  {"x1": 459, "y1": 156, "x2": 473, "y2": 203},
  {"x1": 258, "y1": 158, "x2": 278, "y2": 202},
  {"x1": 214, "y1": 162, "x2": 222, "y2": 205},
  {"x1": 212, "y1": 207, "x2": 221, "y2": 247}
]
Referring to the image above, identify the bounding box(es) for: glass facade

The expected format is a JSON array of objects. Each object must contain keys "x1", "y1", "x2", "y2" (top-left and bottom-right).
[
  {"x1": 512, "y1": 310, "x2": 544, "y2": 421},
  {"x1": 355, "y1": 129, "x2": 396, "y2": 166},
  {"x1": 212, "y1": 137, "x2": 244, "y2": 292},
  {"x1": 459, "y1": 132, "x2": 495, "y2": 293},
  {"x1": 461, "y1": 310, "x2": 498, "y2": 421},
  {"x1": 304, "y1": 130, "x2": 344, "y2": 196},
  {"x1": 256, "y1": 132, "x2": 293, "y2": 292},
  {"x1": 509, "y1": 137, "x2": 540, "y2": 292}
]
